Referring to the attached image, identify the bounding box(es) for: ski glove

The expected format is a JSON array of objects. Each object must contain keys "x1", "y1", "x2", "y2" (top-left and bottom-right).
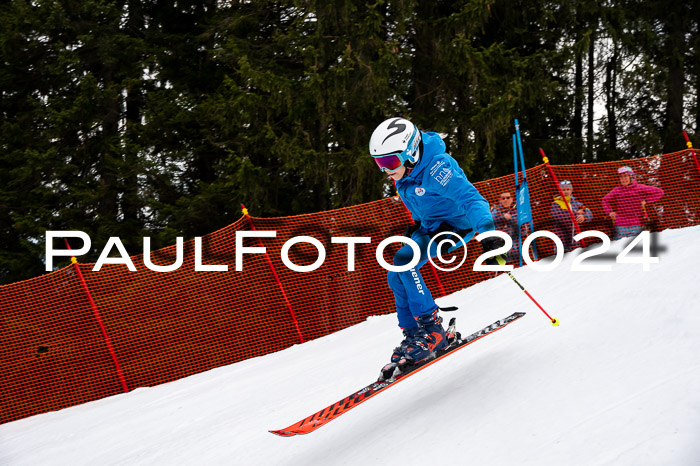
[
  {"x1": 481, "y1": 235, "x2": 507, "y2": 265},
  {"x1": 403, "y1": 220, "x2": 421, "y2": 239},
  {"x1": 428, "y1": 223, "x2": 473, "y2": 257}
]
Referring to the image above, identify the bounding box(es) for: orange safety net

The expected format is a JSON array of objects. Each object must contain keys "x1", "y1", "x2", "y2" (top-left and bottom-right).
[{"x1": 1, "y1": 148, "x2": 699, "y2": 424}]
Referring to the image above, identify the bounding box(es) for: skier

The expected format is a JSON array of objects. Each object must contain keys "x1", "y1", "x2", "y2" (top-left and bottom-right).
[{"x1": 369, "y1": 117, "x2": 504, "y2": 376}]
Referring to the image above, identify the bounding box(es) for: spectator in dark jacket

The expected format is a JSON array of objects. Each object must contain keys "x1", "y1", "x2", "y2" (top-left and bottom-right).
[
  {"x1": 550, "y1": 180, "x2": 592, "y2": 252},
  {"x1": 491, "y1": 191, "x2": 528, "y2": 263}
]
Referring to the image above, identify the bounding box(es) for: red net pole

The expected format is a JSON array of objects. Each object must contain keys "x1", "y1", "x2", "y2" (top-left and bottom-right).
[
  {"x1": 63, "y1": 239, "x2": 129, "y2": 393},
  {"x1": 683, "y1": 131, "x2": 700, "y2": 177},
  {"x1": 539, "y1": 148, "x2": 587, "y2": 247},
  {"x1": 240, "y1": 205, "x2": 305, "y2": 344}
]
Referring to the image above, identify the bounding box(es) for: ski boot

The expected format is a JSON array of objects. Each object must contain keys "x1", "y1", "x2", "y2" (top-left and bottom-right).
[
  {"x1": 379, "y1": 325, "x2": 421, "y2": 381},
  {"x1": 415, "y1": 308, "x2": 449, "y2": 353},
  {"x1": 378, "y1": 309, "x2": 457, "y2": 382}
]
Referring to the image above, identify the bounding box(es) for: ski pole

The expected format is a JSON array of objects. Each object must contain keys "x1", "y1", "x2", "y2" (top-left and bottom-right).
[{"x1": 497, "y1": 256, "x2": 559, "y2": 326}]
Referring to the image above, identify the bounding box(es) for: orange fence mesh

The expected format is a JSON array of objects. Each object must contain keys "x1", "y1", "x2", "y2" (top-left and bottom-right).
[{"x1": 2, "y1": 148, "x2": 699, "y2": 424}]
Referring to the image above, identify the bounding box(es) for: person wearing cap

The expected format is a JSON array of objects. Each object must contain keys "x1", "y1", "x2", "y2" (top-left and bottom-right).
[
  {"x1": 602, "y1": 166, "x2": 664, "y2": 240},
  {"x1": 491, "y1": 191, "x2": 529, "y2": 262},
  {"x1": 550, "y1": 180, "x2": 592, "y2": 252},
  {"x1": 368, "y1": 117, "x2": 504, "y2": 379}
]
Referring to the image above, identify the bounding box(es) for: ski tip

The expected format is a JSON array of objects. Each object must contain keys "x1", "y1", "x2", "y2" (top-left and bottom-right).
[{"x1": 269, "y1": 429, "x2": 297, "y2": 437}]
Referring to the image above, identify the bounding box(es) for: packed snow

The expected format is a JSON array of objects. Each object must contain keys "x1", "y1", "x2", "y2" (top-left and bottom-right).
[{"x1": 1, "y1": 226, "x2": 699, "y2": 465}]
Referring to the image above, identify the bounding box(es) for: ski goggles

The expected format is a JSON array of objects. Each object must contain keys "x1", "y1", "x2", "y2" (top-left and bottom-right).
[
  {"x1": 560, "y1": 180, "x2": 572, "y2": 187},
  {"x1": 617, "y1": 166, "x2": 634, "y2": 175},
  {"x1": 372, "y1": 152, "x2": 405, "y2": 172}
]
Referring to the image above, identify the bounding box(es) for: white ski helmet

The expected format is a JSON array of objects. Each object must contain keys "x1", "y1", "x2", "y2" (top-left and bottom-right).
[{"x1": 369, "y1": 117, "x2": 421, "y2": 172}]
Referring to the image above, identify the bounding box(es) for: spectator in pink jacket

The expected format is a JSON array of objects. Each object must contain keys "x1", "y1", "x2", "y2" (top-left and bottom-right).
[{"x1": 602, "y1": 166, "x2": 664, "y2": 240}]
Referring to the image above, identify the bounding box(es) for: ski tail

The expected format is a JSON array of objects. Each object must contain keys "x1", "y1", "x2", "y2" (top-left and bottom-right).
[
  {"x1": 269, "y1": 379, "x2": 393, "y2": 436},
  {"x1": 270, "y1": 311, "x2": 525, "y2": 437}
]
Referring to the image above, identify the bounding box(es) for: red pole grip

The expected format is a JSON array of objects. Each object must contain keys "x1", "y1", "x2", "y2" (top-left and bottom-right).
[
  {"x1": 683, "y1": 130, "x2": 692, "y2": 148},
  {"x1": 683, "y1": 131, "x2": 700, "y2": 178}
]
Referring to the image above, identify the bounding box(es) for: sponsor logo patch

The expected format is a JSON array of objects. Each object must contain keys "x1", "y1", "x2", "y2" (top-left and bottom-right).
[
  {"x1": 430, "y1": 160, "x2": 445, "y2": 176},
  {"x1": 435, "y1": 167, "x2": 452, "y2": 186}
]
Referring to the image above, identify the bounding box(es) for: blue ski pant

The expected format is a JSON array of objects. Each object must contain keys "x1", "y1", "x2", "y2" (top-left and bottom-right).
[{"x1": 388, "y1": 230, "x2": 470, "y2": 329}]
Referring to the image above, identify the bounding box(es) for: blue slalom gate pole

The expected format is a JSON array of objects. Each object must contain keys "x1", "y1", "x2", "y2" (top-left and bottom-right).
[
  {"x1": 513, "y1": 119, "x2": 538, "y2": 265},
  {"x1": 512, "y1": 134, "x2": 523, "y2": 264}
]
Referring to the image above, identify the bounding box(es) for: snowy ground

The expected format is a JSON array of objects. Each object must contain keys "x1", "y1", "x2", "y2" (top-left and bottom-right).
[{"x1": 1, "y1": 227, "x2": 699, "y2": 466}]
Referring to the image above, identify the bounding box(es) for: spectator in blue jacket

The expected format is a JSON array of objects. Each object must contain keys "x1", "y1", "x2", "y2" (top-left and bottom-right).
[
  {"x1": 551, "y1": 180, "x2": 592, "y2": 252},
  {"x1": 369, "y1": 117, "x2": 503, "y2": 380}
]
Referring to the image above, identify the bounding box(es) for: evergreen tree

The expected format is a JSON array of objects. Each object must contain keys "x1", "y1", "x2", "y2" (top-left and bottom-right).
[{"x1": 1, "y1": 0, "x2": 698, "y2": 284}]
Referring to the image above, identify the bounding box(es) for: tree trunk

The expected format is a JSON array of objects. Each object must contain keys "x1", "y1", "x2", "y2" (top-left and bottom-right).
[
  {"x1": 587, "y1": 29, "x2": 595, "y2": 161},
  {"x1": 123, "y1": 0, "x2": 144, "y2": 238},
  {"x1": 572, "y1": 7, "x2": 584, "y2": 162},
  {"x1": 410, "y1": 2, "x2": 439, "y2": 120},
  {"x1": 605, "y1": 41, "x2": 618, "y2": 156},
  {"x1": 573, "y1": 46, "x2": 583, "y2": 152},
  {"x1": 662, "y1": 25, "x2": 685, "y2": 153},
  {"x1": 99, "y1": 61, "x2": 120, "y2": 223},
  {"x1": 697, "y1": 61, "x2": 700, "y2": 135}
]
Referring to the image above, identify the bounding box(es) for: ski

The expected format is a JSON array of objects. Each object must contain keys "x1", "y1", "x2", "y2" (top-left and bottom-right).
[{"x1": 269, "y1": 311, "x2": 525, "y2": 437}]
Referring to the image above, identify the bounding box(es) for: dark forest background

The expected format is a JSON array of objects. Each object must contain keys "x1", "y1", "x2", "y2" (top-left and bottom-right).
[{"x1": 1, "y1": 0, "x2": 699, "y2": 283}]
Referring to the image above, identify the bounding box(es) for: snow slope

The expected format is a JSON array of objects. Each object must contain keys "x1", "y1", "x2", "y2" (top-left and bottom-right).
[{"x1": 2, "y1": 227, "x2": 699, "y2": 466}]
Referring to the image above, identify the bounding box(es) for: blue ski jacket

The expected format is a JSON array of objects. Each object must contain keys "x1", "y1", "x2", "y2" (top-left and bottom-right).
[{"x1": 395, "y1": 131, "x2": 495, "y2": 234}]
